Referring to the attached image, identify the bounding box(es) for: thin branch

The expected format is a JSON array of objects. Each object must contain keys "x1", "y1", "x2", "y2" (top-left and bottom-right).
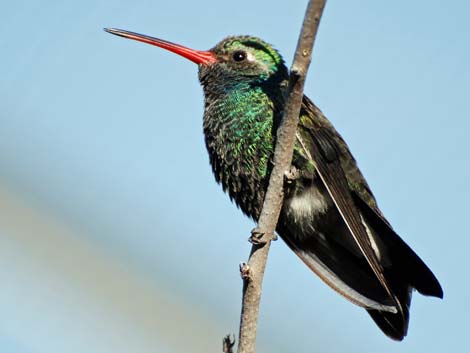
[
  {"x1": 223, "y1": 335, "x2": 235, "y2": 353},
  {"x1": 236, "y1": 1, "x2": 327, "y2": 353}
]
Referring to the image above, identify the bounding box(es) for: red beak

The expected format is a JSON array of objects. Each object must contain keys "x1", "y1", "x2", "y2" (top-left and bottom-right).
[{"x1": 104, "y1": 28, "x2": 217, "y2": 65}]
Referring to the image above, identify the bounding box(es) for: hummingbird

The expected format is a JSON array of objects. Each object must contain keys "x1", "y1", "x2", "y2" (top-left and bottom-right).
[{"x1": 104, "y1": 28, "x2": 443, "y2": 340}]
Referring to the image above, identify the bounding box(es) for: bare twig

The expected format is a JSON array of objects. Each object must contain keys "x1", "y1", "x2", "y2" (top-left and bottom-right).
[
  {"x1": 236, "y1": 1, "x2": 327, "y2": 353},
  {"x1": 223, "y1": 335, "x2": 235, "y2": 353}
]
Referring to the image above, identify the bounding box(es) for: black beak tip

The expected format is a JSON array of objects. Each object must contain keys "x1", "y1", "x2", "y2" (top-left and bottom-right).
[{"x1": 104, "y1": 28, "x2": 119, "y2": 36}]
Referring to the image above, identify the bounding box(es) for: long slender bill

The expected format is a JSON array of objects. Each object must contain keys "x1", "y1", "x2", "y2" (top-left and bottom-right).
[{"x1": 104, "y1": 28, "x2": 217, "y2": 65}]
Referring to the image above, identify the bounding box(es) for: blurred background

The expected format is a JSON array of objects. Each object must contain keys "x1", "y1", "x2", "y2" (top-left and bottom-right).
[{"x1": 1, "y1": 1, "x2": 468, "y2": 352}]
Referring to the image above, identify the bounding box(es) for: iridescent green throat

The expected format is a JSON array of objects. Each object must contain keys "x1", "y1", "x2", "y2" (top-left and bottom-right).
[{"x1": 202, "y1": 83, "x2": 282, "y2": 217}]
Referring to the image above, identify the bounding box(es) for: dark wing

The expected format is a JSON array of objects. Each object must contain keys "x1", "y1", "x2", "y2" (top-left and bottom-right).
[
  {"x1": 296, "y1": 97, "x2": 404, "y2": 316},
  {"x1": 290, "y1": 96, "x2": 442, "y2": 339},
  {"x1": 300, "y1": 97, "x2": 442, "y2": 298},
  {"x1": 298, "y1": 99, "x2": 400, "y2": 303}
]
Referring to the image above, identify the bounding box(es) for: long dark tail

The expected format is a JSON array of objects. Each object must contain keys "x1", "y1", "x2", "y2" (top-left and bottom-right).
[
  {"x1": 365, "y1": 268, "x2": 412, "y2": 340},
  {"x1": 354, "y1": 193, "x2": 443, "y2": 340},
  {"x1": 277, "y1": 192, "x2": 443, "y2": 340}
]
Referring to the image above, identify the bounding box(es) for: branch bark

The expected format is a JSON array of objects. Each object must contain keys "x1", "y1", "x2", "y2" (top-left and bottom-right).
[{"x1": 236, "y1": 1, "x2": 327, "y2": 353}]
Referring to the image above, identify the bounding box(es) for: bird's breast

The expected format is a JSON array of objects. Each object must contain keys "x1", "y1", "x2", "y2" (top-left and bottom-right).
[{"x1": 202, "y1": 91, "x2": 277, "y2": 219}]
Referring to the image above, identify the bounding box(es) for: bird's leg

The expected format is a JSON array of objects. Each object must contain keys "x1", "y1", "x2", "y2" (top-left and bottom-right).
[{"x1": 249, "y1": 227, "x2": 278, "y2": 245}]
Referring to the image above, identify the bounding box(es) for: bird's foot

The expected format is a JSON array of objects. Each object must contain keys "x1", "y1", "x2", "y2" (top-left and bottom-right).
[
  {"x1": 249, "y1": 227, "x2": 277, "y2": 245},
  {"x1": 284, "y1": 166, "x2": 300, "y2": 183},
  {"x1": 239, "y1": 262, "x2": 251, "y2": 280}
]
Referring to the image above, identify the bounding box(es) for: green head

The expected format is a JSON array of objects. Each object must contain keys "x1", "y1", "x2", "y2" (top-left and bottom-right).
[
  {"x1": 104, "y1": 29, "x2": 288, "y2": 91},
  {"x1": 200, "y1": 35, "x2": 288, "y2": 88}
]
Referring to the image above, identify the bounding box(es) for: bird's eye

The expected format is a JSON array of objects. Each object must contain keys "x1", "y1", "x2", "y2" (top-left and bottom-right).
[{"x1": 232, "y1": 50, "x2": 247, "y2": 62}]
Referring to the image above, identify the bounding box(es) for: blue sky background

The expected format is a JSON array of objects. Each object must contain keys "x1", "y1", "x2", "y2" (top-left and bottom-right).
[{"x1": 1, "y1": 1, "x2": 468, "y2": 352}]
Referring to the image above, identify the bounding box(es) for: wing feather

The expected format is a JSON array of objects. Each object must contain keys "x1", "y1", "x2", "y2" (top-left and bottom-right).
[{"x1": 295, "y1": 103, "x2": 403, "y2": 317}]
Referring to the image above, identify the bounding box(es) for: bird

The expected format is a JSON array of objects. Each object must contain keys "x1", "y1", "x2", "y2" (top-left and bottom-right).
[{"x1": 104, "y1": 28, "x2": 443, "y2": 340}]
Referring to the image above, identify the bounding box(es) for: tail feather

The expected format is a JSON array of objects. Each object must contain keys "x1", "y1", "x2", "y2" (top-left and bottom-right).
[
  {"x1": 278, "y1": 221, "x2": 412, "y2": 339},
  {"x1": 367, "y1": 307, "x2": 409, "y2": 341},
  {"x1": 366, "y1": 264, "x2": 413, "y2": 340},
  {"x1": 276, "y1": 191, "x2": 443, "y2": 340},
  {"x1": 353, "y1": 192, "x2": 443, "y2": 299},
  {"x1": 353, "y1": 191, "x2": 443, "y2": 339}
]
